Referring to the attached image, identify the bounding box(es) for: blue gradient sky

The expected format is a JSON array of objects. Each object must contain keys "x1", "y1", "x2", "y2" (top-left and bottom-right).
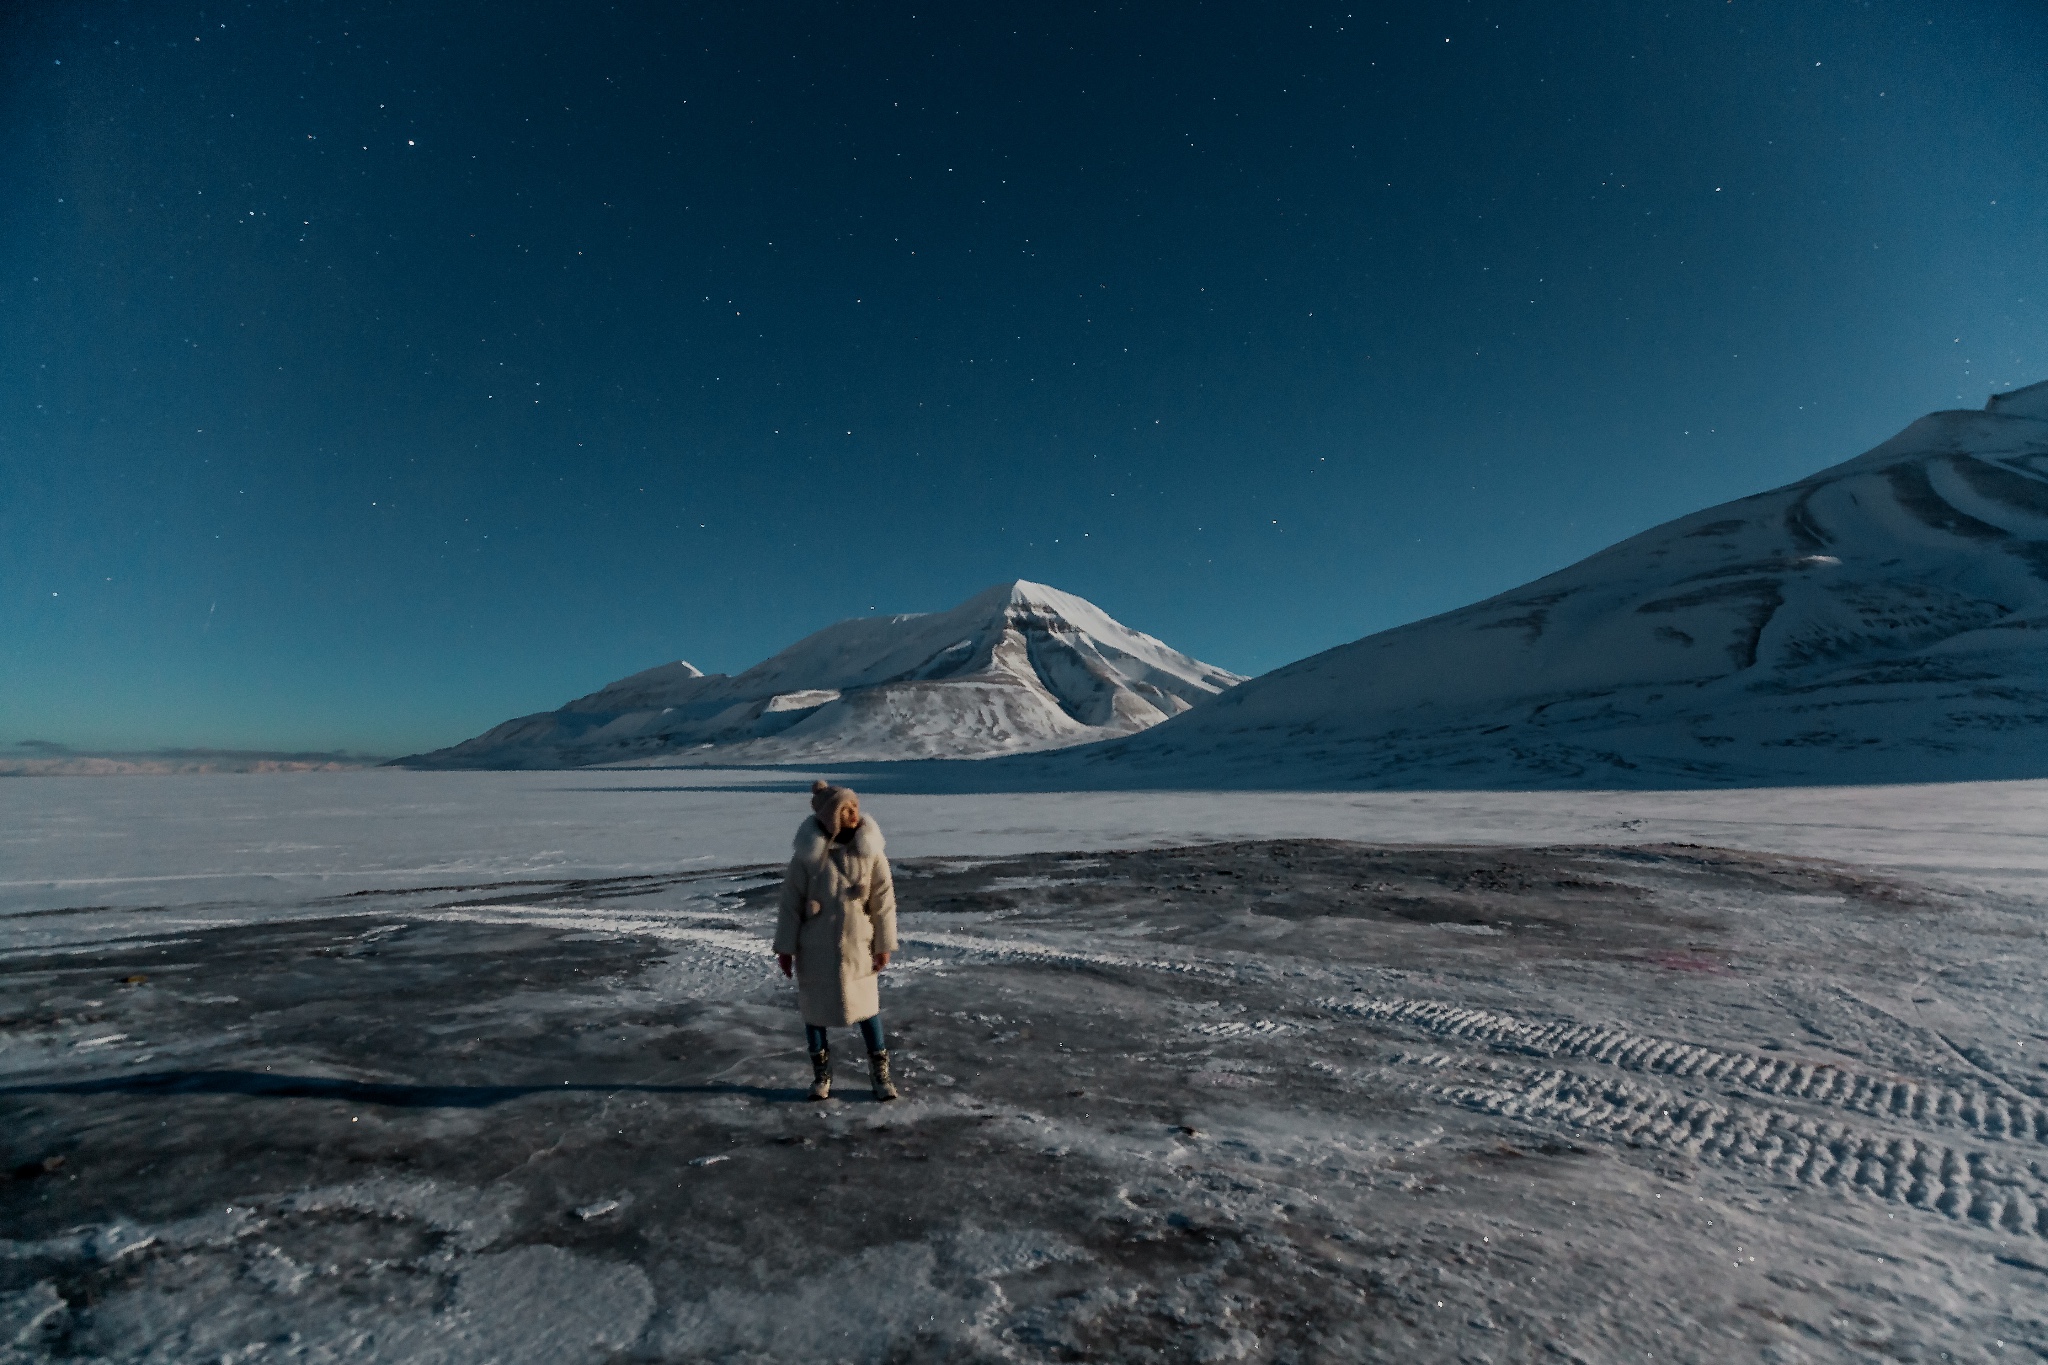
[{"x1": 4, "y1": 1, "x2": 2044, "y2": 755}]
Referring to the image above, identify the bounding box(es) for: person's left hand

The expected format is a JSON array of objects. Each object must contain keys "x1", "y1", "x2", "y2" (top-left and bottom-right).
[{"x1": 872, "y1": 951, "x2": 891, "y2": 972}]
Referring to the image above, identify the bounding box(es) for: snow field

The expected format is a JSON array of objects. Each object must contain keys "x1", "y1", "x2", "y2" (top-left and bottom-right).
[{"x1": 4, "y1": 775, "x2": 2048, "y2": 1360}]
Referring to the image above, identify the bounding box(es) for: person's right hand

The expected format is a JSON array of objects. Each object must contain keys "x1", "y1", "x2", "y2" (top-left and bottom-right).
[{"x1": 777, "y1": 953, "x2": 793, "y2": 979}]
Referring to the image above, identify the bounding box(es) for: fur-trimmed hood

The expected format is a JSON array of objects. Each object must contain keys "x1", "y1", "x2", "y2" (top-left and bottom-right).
[{"x1": 793, "y1": 813, "x2": 886, "y2": 861}]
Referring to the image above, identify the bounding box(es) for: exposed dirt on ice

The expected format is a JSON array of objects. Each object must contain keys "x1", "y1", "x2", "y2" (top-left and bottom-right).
[{"x1": 2, "y1": 841, "x2": 2043, "y2": 1363}]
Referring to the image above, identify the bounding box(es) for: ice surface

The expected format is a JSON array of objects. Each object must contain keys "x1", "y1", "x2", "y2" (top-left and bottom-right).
[
  {"x1": 9, "y1": 770, "x2": 2048, "y2": 941},
  {"x1": 7, "y1": 773, "x2": 2048, "y2": 1363},
  {"x1": 4, "y1": 803, "x2": 2046, "y2": 1362}
]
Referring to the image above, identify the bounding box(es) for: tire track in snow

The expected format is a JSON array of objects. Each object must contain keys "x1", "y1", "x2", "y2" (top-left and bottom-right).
[
  {"x1": 418, "y1": 906, "x2": 1235, "y2": 982},
  {"x1": 422, "y1": 905, "x2": 765, "y2": 955},
  {"x1": 1427, "y1": 1064, "x2": 2048, "y2": 1240},
  {"x1": 902, "y1": 929, "x2": 1233, "y2": 980},
  {"x1": 1319, "y1": 996, "x2": 2048, "y2": 1148},
  {"x1": 1316, "y1": 995, "x2": 2048, "y2": 1238},
  {"x1": 1189, "y1": 1019, "x2": 1309, "y2": 1038}
]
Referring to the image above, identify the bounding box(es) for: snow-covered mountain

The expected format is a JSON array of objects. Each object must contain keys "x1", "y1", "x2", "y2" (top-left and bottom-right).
[
  {"x1": 1065, "y1": 380, "x2": 2048, "y2": 788},
  {"x1": 397, "y1": 581, "x2": 1244, "y2": 768}
]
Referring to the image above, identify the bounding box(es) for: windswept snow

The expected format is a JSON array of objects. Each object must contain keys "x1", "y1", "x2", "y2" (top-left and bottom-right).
[
  {"x1": 5, "y1": 781, "x2": 2047, "y2": 1362},
  {"x1": 398, "y1": 581, "x2": 1242, "y2": 770},
  {"x1": 1059, "y1": 382, "x2": 2048, "y2": 788},
  {"x1": 11, "y1": 770, "x2": 2048, "y2": 944}
]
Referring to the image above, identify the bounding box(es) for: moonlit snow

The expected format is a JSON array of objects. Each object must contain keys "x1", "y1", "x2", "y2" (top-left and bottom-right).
[
  {"x1": 11, "y1": 391, "x2": 2048, "y2": 1359},
  {"x1": 399, "y1": 580, "x2": 1243, "y2": 770},
  {"x1": 5, "y1": 772, "x2": 2048, "y2": 1362},
  {"x1": 1066, "y1": 380, "x2": 2048, "y2": 789}
]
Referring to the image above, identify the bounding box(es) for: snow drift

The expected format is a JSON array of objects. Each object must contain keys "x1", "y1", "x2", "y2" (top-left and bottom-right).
[
  {"x1": 1065, "y1": 379, "x2": 2048, "y2": 787},
  {"x1": 397, "y1": 581, "x2": 1244, "y2": 768}
]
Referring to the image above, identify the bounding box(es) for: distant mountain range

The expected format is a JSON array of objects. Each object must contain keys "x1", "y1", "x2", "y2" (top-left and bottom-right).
[
  {"x1": 2, "y1": 744, "x2": 387, "y2": 776},
  {"x1": 395, "y1": 580, "x2": 1245, "y2": 769},
  {"x1": 400, "y1": 380, "x2": 2048, "y2": 787},
  {"x1": 1054, "y1": 378, "x2": 2048, "y2": 787}
]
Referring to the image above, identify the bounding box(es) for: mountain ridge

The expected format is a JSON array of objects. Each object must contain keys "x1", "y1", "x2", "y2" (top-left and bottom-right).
[
  {"x1": 395, "y1": 580, "x2": 1244, "y2": 769},
  {"x1": 1038, "y1": 380, "x2": 2048, "y2": 788}
]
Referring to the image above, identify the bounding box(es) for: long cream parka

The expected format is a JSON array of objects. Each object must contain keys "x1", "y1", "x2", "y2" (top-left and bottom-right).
[{"x1": 772, "y1": 815, "x2": 899, "y2": 1027}]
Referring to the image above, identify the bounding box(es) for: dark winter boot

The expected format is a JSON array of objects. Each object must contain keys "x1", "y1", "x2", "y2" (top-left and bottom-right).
[
  {"x1": 868, "y1": 1048, "x2": 898, "y2": 1102},
  {"x1": 807, "y1": 1047, "x2": 831, "y2": 1102}
]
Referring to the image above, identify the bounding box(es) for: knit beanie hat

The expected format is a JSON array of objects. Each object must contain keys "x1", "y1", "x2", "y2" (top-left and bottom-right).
[{"x1": 810, "y1": 780, "x2": 859, "y2": 831}]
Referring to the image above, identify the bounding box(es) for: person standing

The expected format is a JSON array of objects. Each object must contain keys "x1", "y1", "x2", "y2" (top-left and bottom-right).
[{"x1": 774, "y1": 781, "x2": 900, "y2": 1101}]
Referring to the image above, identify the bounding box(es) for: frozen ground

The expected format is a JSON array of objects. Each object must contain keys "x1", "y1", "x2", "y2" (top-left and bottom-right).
[
  {"x1": 4, "y1": 773, "x2": 2048, "y2": 1362},
  {"x1": 10, "y1": 770, "x2": 2048, "y2": 941}
]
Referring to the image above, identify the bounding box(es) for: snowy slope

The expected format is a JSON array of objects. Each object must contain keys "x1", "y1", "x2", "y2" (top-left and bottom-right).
[
  {"x1": 397, "y1": 581, "x2": 1244, "y2": 768},
  {"x1": 1068, "y1": 380, "x2": 2048, "y2": 787}
]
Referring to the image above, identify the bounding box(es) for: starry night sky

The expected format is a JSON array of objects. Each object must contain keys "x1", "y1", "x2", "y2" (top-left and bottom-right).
[{"x1": 4, "y1": 1, "x2": 2045, "y2": 753}]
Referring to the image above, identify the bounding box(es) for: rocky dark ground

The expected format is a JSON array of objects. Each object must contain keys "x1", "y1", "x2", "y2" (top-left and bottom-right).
[{"x1": 3, "y1": 841, "x2": 2042, "y2": 1363}]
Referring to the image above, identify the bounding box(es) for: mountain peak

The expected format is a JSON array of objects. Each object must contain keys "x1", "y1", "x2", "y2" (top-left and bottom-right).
[
  {"x1": 398, "y1": 580, "x2": 1243, "y2": 769},
  {"x1": 1987, "y1": 377, "x2": 2048, "y2": 421},
  {"x1": 962, "y1": 578, "x2": 1072, "y2": 612},
  {"x1": 1005, "y1": 577, "x2": 1061, "y2": 604}
]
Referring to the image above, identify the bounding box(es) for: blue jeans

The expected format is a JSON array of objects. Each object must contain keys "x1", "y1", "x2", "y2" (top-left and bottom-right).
[{"x1": 808, "y1": 1016, "x2": 885, "y2": 1054}]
